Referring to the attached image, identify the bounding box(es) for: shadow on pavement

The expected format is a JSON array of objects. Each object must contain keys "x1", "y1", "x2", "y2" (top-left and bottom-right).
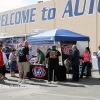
[
  {"x1": 0, "y1": 82, "x2": 20, "y2": 86},
  {"x1": 5, "y1": 78, "x2": 57, "y2": 87},
  {"x1": 77, "y1": 77, "x2": 100, "y2": 85},
  {"x1": 58, "y1": 83, "x2": 85, "y2": 87}
]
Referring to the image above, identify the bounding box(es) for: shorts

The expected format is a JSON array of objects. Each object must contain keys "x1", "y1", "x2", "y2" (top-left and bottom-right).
[
  {"x1": 18, "y1": 62, "x2": 30, "y2": 73},
  {"x1": 0, "y1": 66, "x2": 3, "y2": 73},
  {"x1": 9, "y1": 61, "x2": 17, "y2": 72}
]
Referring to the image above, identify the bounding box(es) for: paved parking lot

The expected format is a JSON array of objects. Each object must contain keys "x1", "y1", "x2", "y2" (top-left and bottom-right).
[{"x1": 0, "y1": 70, "x2": 100, "y2": 100}]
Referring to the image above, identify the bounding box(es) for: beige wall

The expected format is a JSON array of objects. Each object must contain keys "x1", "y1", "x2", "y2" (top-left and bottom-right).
[
  {"x1": 25, "y1": 1, "x2": 55, "y2": 33},
  {"x1": 55, "y1": 0, "x2": 97, "y2": 52},
  {"x1": 5, "y1": 7, "x2": 26, "y2": 35},
  {"x1": 0, "y1": 0, "x2": 99, "y2": 53},
  {"x1": 0, "y1": 12, "x2": 6, "y2": 33}
]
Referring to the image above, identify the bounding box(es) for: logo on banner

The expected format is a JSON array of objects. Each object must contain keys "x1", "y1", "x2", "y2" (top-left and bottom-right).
[
  {"x1": 32, "y1": 66, "x2": 47, "y2": 78},
  {"x1": 62, "y1": 44, "x2": 73, "y2": 55}
]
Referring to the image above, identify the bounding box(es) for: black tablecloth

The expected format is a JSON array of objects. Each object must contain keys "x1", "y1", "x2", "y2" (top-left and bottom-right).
[{"x1": 28, "y1": 64, "x2": 66, "y2": 81}]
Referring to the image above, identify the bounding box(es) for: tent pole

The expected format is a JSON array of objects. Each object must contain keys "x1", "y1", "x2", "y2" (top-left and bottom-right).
[
  {"x1": 54, "y1": 41, "x2": 55, "y2": 45},
  {"x1": 59, "y1": 42, "x2": 63, "y2": 66},
  {"x1": 88, "y1": 41, "x2": 89, "y2": 47}
]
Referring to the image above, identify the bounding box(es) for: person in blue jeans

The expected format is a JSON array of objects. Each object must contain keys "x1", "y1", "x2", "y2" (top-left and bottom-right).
[
  {"x1": 9, "y1": 49, "x2": 17, "y2": 77},
  {"x1": 97, "y1": 45, "x2": 100, "y2": 75}
]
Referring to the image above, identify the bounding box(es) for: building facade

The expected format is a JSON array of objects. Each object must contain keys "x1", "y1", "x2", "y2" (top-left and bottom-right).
[{"x1": 0, "y1": 0, "x2": 100, "y2": 53}]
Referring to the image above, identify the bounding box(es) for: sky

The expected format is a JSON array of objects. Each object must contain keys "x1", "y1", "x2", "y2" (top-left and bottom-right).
[{"x1": 0, "y1": 0, "x2": 49, "y2": 12}]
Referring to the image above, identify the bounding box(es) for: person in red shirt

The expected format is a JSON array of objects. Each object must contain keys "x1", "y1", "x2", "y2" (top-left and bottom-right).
[{"x1": 0, "y1": 43, "x2": 5, "y2": 82}]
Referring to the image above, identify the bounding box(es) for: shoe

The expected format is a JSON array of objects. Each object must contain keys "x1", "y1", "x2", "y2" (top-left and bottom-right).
[
  {"x1": 0, "y1": 79, "x2": 5, "y2": 83},
  {"x1": 46, "y1": 81, "x2": 51, "y2": 84},
  {"x1": 21, "y1": 79, "x2": 27, "y2": 84},
  {"x1": 18, "y1": 79, "x2": 22, "y2": 83},
  {"x1": 2, "y1": 77, "x2": 8, "y2": 80},
  {"x1": 11, "y1": 75, "x2": 18, "y2": 78},
  {"x1": 3, "y1": 77, "x2": 8, "y2": 80},
  {"x1": 56, "y1": 81, "x2": 60, "y2": 84}
]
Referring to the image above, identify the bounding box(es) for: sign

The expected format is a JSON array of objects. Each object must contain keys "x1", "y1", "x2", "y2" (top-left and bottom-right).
[
  {"x1": 0, "y1": 36, "x2": 32, "y2": 49},
  {"x1": 0, "y1": 0, "x2": 100, "y2": 27},
  {"x1": 61, "y1": 44, "x2": 73, "y2": 55},
  {"x1": 32, "y1": 66, "x2": 47, "y2": 78}
]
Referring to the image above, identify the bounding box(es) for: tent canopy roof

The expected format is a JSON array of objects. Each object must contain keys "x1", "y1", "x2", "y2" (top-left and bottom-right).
[{"x1": 28, "y1": 28, "x2": 90, "y2": 44}]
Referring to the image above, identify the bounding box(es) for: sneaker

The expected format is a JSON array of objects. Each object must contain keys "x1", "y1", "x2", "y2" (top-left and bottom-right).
[
  {"x1": 0, "y1": 79, "x2": 5, "y2": 83},
  {"x1": 21, "y1": 79, "x2": 27, "y2": 84},
  {"x1": 56, "y1": 81, "x2": 60, "y2": 84},
  {"x1": 18, "y1": 79, "x2": 22, "y2": 83},
  {"x1": 46, "y1": 81, "x2": 51, "y2": 84}
]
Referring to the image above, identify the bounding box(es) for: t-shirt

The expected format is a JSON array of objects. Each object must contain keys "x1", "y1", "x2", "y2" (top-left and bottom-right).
[
  {"x1": 0, "y1": 50, "x2": 4, "y2": 66},
  {"x1": 18, "y1": 46, "x2": 29, "y2": 62},
  {"x1": 37, "y1": 51, "x2": 45, "y2": 64},
  {"x1": 9, "y1": 53, "x2": 17, "y2": 61},
  {"x1": 83, "y1": 52, "x2": 91, "y2": 62},
  {"x1": 46, "y1": 49, "x2": 61, "y2": 65},
  {"x1": 97, "y1": 50, "x2": 100, "y2": 62}
]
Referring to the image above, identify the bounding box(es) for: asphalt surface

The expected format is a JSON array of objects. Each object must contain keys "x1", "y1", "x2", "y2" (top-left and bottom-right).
[{"x1": 0, "y1": 70, "x2": 100, "y2": 100}]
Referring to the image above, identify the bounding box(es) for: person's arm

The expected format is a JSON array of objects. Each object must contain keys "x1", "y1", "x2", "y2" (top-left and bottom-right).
[
  {"x1": 70, "y1": 50, "x2": 75, "y2": 61},
  {"x1": 26, "y1": 55, "x2": 30, "y2": 62},
  {"x1": 3, "y1": 53, "x2": 8, "y2": 65},
  {"x1": 25, "y1": 48, "x2": 30, "y2": 62},
  {"x1": 45, "y1": 52, "x2": 49, "y2": 64},
  {"x1": 15, "y1": 50, "x2": 19, "y2": 56},
  {"x1": 38, "y1": 57, "x2": 42, "y2": 64},
  {"x1": 87, "y1": 51, "x2": 91, "y2": 58}
]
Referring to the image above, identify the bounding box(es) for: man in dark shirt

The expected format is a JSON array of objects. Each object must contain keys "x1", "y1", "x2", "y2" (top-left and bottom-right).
[
  {"x1": 17, "y1": 41, "x2": 30, "y2": 84},
  {"x1": 70, "y1": 45, "x2": 80, "y2": 82},
  {"x1": 45, "y1": 45, "x2": 61, "y2": 84}
]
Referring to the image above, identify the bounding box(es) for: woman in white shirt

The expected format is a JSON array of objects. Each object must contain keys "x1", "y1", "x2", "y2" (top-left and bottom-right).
[{"x1": 9, "y1": 48, "x2": 17, "y2": 77}]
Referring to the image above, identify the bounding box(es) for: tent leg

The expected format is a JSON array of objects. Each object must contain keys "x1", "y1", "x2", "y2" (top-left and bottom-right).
[
  {"x1": 54, "y1": 41, "x2": 55, "y2": 45},
  {"x1": 88, "y1": 41, "x2": 89, "y2": 47}
]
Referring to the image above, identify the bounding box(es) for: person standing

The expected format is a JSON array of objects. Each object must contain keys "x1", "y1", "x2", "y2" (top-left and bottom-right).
[
  {"x1": 80, "y1": 47, "x2": 91, "y2": 78},
  {"x1": 17, "y1": 41, "x2": 30, "y2": 84},
  {"x1": 97, "y1": 45, "x2": 100, "y2": 75},
  {"x1": 70, "y1": 45, "x2": 80, "y2": 82},
  {"x1": 0, "y1": 43, "x2": 5, "y2": 82},
  {"x1": 45, "y1": 45, "x2": 61, "y2": 84},
  {"x1": 9, "y1": 49, "x2": 17, "y2": 77},
  {"x1": 37, "y1": 48, "x2": 45, "y2": 64}
]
